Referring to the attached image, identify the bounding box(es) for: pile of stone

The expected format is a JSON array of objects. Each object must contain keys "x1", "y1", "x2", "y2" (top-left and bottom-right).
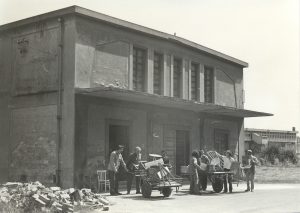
[{"x1": 0, "y1": 182, "x2": 110, "y2": 212}]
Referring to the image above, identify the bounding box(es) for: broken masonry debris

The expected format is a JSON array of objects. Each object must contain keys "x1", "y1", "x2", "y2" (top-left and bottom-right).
[{"x1": 0, "y1": 181, "x2": 110, "y2": 212}]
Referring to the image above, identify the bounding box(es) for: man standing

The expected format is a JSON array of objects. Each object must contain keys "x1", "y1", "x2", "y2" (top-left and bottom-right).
[
  {"x1": 107, "y1": 145, "x2": 127, "y2": 195},
  {"x1": 126, "y1": 146, "x2": 142, "y2": 194},
  {"x1": 221, "y1": 150, "x2": 235, "y2": 193},
  {"x1": 198, "y1": 150, "x2": 209, "y2": 191},
  {"x1": 161, "y1": 150, "x2": 170, "y2": 165},
  {"x1": 244, "y1": 150, "x2": 259, "y2": 192}
]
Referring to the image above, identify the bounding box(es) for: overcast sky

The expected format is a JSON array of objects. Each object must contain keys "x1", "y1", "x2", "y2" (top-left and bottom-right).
[{"x1": 1, "y1": 0, "x2": 299, "y2": 131}]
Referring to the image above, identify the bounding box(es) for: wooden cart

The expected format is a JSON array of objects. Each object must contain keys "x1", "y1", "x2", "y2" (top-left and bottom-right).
[{"x1": 135, "y1": 155, "x2": 183, "y2": 198}]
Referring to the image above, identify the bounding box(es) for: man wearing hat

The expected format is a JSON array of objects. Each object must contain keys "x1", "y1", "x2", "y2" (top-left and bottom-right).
[
  {"x1": 244, "y1": 150, "x2": 259, "y2": 192},
  {"x1": 126, "y1": 146, "x2": 142, "y2": 194},
  {"x1": 107, "y1": 145, "x2": 127, "y2": 195}
]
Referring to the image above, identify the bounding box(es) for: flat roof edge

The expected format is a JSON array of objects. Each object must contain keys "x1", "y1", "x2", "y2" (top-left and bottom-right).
[{"x1": 0, "y1": 5, "x2": 248, "y2": 67}]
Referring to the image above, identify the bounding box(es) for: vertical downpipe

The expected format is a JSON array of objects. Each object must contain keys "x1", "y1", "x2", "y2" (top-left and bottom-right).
[{"x1": 56, "y1": 17, "x2": 64, "y2": 186}]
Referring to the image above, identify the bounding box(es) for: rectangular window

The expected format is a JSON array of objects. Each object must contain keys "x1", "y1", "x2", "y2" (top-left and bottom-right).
[
  {"x1": 153, "y1": 52, "x2": 163, "y2": 95},
  {"x1": 133, "y1": 47, "x2": 146, "y2": 92},
  {"x1": 204, "y1": 66, "x2": 214, "y2": 103},
  {"x1": 191, "y1": 62, "x2": 199, "y2": 101},
  {"x1": 173, "y1": 58, "x2": 182, "y2": 98}
]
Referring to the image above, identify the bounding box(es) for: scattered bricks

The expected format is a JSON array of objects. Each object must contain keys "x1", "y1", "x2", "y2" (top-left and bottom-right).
[
  {"x1": 103, "y1": 205, "x2": 109, "y2": 211},
  {"x1": 60, "y1": 193, "x2": 70, "y2": 199},
  {"x1": 81, "y1": 188, "x2": 91, "y2": 194},
  {"x1": 62, "y1": 203, "x2": 74, "y2": 213},
  {"x1": 68, "y1": 188, "x2": 75, "y2": 194},
  {"x1": 39, "y1": 194, "x2": 51, "y2": 205},
  {"x1": 33, "y1": 197, "x2": 46, "y2": 206},
  {"x1": 0, "y1": 182, "x2": 111, "y2": 212},
  {"x1": 3, "y1": 182, "x2": 22, "y2": 188},
  {"x1": 99, "y1": 197, "x2": 109, "y2": 206},
  {"x1": 50, "y1": 186, "x2": 61, "y2": 191},
  {"x1": 70, "y1": 189, "x2": 82, "y2": 202}
]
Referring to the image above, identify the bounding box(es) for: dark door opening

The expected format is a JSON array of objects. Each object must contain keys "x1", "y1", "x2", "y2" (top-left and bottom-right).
[
  {"x1": 176, "y1": 130, "x2": 190, "y2": 175},
  {"x1": 214, "y1": 129, "x2": 229, "y2": 154},
  {"x1": 108, "y1": 124, "x2": 129, "y2": 181},
  {"x1": 108, "y1": 125, "x2": 129, "y2": 160}
]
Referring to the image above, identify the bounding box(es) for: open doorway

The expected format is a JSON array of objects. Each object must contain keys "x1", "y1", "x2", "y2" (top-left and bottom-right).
[
  {"x1": 108, "y1": 124, "x2": 130, "y2": 160},
  {"x1": 176, "y1": 130, "x2": 190, "y2": 175},
  {"x1": 106, "y1": 120, "x2": 131, "y2": 181}
]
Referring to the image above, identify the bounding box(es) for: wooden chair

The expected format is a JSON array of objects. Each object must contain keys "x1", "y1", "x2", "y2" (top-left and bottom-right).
[{"x1": 97, "y1": 170, "x2": 109, "y2": 192}]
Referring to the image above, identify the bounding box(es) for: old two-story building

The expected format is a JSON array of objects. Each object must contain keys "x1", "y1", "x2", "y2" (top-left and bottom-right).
[{"x1": 0, "y1": 6, "x2": 272, "y2": 188}]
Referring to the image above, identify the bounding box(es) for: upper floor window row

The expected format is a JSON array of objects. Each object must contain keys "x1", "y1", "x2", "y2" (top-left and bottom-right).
[{"x1": 132, "y1": 46, "x2": 214, "y2": 103}]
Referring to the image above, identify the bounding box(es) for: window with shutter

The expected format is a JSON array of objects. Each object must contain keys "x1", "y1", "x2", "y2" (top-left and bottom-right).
[
  {"x1": 133, "y1": 47, "x2": 146, "y2": 92},
  {"x1": 153, "y1": 52, "x2": 163, "y2": 95},
  {"x1": 173, "y1": 58, "x2": 182, "y2": 98},
  {"x1": 191, "y1": 62, "x2": 199, "y2": 101},
  {"x1": 204, "y1": 66, "x2": 214, "y2": 103}
]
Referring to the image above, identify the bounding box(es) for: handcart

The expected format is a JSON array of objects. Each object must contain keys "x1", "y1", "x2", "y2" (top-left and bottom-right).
[
  {"x1": 206, "y1": 151, "x2": 243, "y2": 193},
  {"x1": 135, "y1": 154, "x2": 183, "y2": 198}
]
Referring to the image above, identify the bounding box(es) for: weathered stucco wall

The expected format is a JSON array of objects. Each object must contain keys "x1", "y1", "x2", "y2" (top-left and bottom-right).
[
  {"x1": 10, "y1": 106, "x2": 57, "y2": 184},
  {"x1": 74, "y1": 16, "x2": 244, "y2": 108},
  {"x1": 0, "y1": 16, "x2": 77, "y2": 187},
  {"x1": 0, "y1": 19, "x2": 60, "y2": 184}
]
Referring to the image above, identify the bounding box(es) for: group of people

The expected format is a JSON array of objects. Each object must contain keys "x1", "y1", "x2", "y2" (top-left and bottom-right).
[
  {"x1": 107, "y1": 144, "x2": 259, "y2": 196},
  {"x1": 107, "y1": 145, "x2": 169, "y2": 196},
  {"x1": 189, "y1": 149, "x2": 259, "y2": 194}
]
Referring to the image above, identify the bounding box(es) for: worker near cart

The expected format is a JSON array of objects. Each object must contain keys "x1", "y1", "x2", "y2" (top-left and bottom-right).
[
  {"x1": 126, "y1": 146, "x2": 142, "y2": 194},
  {"x1": 188, "y1": 150, "x2": 201, "y2": 195},
  {"x1": 161, "y1": 150, "x2": 170, "y2": 165},
  {"x1": 244, "y1": 150, "x2": 259, "y2": 192},
  {"x1": 107, "y1": 145, "x2": 127, "y2": 196},
  {"x1": 220, "y1": 150, "x2": 235, "y2": 193},
  {"x1": 197, "y1": 150, "x2": 210, "y2": 191}
]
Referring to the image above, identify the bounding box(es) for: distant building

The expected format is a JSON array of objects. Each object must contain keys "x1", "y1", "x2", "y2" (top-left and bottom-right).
[{"x1": 245, "y1": 128, "x2": 298, "y2": 154}]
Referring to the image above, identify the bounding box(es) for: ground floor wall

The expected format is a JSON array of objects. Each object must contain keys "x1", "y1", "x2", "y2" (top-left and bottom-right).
[
  {"x1": 0, "y1": 92, "x2": 59, "y2": 185},
  {"x1": 74, "y1": 95, "x2": 244, "y2": 188}
]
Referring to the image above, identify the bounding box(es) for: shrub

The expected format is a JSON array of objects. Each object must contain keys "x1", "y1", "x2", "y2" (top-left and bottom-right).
[
  {"x1": 261, "y1": 146, "x2": 298, "y2": 165},
  {"x1": 262, "y1": 146, "x2": 280, "y2": 164}
]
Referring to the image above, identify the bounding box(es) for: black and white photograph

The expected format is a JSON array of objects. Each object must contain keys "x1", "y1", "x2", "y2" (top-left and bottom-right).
[{"x1": 0, "y1": 0, "x2": 299, "y2": 212}]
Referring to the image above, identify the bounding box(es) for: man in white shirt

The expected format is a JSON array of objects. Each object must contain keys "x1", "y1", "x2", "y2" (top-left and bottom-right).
[{"x1": 220, "y1": 150, "x2": 235, "y2": 193}]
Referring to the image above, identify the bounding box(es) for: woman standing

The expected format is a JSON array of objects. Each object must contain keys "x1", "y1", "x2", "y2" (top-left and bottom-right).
[{"x1": 189, "y1": 150, "x2": 201, "y2": 195}]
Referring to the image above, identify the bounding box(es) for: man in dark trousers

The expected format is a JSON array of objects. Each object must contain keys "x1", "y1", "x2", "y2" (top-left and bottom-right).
[
  {"x1": 126, "y1": 146, "x2": 142, "y2": 194},
  {"x1": 107, "y1": 145, "x2": 127, "y2": 195},
  {"x1": 198, "y1": 150, "x2": 210, "y2": 191},
  {"x1": 244, "y1": 150, "x2": 259, "y2": 192}
]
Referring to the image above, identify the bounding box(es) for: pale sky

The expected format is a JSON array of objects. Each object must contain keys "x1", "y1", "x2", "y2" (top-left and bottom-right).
[{"x1": 1, "y1": 0, "x2": 299, "y2": 131}]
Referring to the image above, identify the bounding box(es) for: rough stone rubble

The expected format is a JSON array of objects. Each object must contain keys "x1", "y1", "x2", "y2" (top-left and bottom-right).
[{"x1": 0, "y1": 182, "x2": 110, "y2": 212}]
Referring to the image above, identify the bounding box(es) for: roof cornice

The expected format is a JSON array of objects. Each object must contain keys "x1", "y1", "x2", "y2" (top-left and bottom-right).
[{"x1": 0, "y1": 5, "x2": 248, "y2": 68}]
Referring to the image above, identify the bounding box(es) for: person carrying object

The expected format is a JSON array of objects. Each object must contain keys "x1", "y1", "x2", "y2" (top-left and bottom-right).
[
  {"x1": 107, "y1": 145, "x2": 127, "y2": 196},
  {"x1": 126, "y1": 146, "x2": 142, "y2": 194},
  {"x1": 243, "y1": 150, "x2": 259, "y2": 192},
  {"x1": 219, "y1": 150, "x2": 235, "y2": 193},
  {"x1": 198, "y1": 150, "x2": 209, "y2": 191}
]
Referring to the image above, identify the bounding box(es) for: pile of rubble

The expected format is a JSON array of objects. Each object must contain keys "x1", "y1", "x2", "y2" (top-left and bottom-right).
[{"x1": 0, "y1": 182, "x2": 110, "y2": 212}]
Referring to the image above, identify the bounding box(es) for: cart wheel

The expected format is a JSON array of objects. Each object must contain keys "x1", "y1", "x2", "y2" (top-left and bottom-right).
[
  {"x1": 162, "y1": 187, "x2": 172, "y2": 197},
  {"x1": 212, "y1": 177, "x2": 223, "y2": 193},
  {"x1": 142, "y1": 181, "x2": 152, "y2": 198}
]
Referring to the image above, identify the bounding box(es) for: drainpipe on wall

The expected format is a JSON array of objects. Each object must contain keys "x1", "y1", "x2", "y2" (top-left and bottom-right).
[{"x1": 56, "y1": 17, "x2": 64, "y2": 187}]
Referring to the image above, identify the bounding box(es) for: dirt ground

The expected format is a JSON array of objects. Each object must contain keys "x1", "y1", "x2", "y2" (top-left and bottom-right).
[
  {"x1": 105, "y1": 183, "x2": 300, "y2": 213},
  {"x1": 255, "y1": 165, "x2": 300, "y2": 183}
]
